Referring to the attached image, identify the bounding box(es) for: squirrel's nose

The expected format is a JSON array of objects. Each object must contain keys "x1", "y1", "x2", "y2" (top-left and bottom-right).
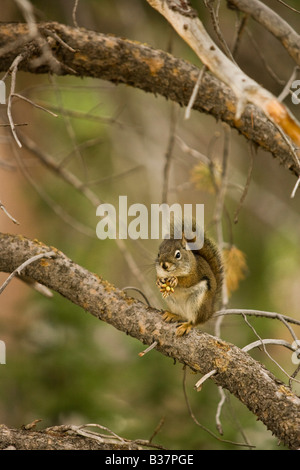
[{"x1": 161, "y1": 261, "x2": 171, "y2": 271}]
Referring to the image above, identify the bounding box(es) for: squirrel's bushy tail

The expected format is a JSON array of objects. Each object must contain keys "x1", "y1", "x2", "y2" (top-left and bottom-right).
[{"x1": 199, "y1": 235, "x2": 224, "y2": 301}]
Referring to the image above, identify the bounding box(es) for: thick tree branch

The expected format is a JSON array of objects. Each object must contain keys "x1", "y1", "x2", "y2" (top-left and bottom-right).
[
  {"x1": 0, "y1": 423, "x2": 152, "y2": 450},
  {"x1": 146, "y1": 0, "x2": 300, "y2": 156},
  {"x1": 0, "y1": 233, "x2": 299, "y2": 449},
  {"x1": 0, "y1": 22, "x2": 299, "y2": 176}
]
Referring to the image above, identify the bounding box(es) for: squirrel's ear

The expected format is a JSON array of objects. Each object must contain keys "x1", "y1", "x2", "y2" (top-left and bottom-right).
[
  {"x1": 183, "y1": 233, "x2": 196, "y2": 243},
  {"x1": 182, "y1": 234, "x2": 195, "y2": 248},
  {"x1": 181, "y1": 234, "x2": 187, "y2": 248},
  {"x1": 182, "y1": 233, "x2": 197, "y2": 250}
]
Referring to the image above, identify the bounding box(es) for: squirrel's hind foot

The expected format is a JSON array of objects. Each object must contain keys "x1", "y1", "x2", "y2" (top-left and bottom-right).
[
  {"x1": 162, "y1": 311, "x2": 182, "y2": 323},
  {"x1": 176, "y1": 322, "x2": 193, "y2": 336},
  {"x1": 161, "y1": 311, "x2": 193, "y2": 335}
]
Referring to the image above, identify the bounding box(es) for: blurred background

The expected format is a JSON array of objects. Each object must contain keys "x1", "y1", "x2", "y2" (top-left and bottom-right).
[{"x1": 0, "y1": 0, "x2": 299, "y2": 450}]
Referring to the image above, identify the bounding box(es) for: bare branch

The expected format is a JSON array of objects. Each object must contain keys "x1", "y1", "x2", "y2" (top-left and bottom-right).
[
  {"x1": 227, "y1": 0, "x2": 300, "y2": 65},
  {"x1": 184, "y1": 65, "x2": 206, "y2": 120},
  {"x1": 215, "y1": 387, "x2": 226, "y2": 435},
  {"x1": 72, "y1": 0, "x2": 80, "y2": 28},
  {"x1": 194, "y1": 369, "x2": 217, "y2": 391},
  {"x1": 291, "y1": 176, "x2": 300, "y2": 198},
  {"x1": 12, "y1": 93, "x2": 58, "y2": 117},
  {"x1": 6, "y1": 53, "x2": 26, "y2": 147},
  {"x1": 204, "y1": 0, "x2": 236, "y2": 62},
  {"x1": 276, "y1": 0, "x2": 300, "y2": 13},
  {"x1": 162, "y1": 104, "x2": 177, "y2": 203},
  {"x1": 0, "y1": 22, "x2": 299, "y2": 176},
  {"x1": 146, "y1": 0, "x2": 300, "y2": 152},
  {"x1": 0, "y1": 233, "x2": 299, "y2": 449},
  {"x1": 0, "y1": 422, "x2": 158, "y2": 450},
  {"x1": 242, "y1": 338, "x2": 296, "y2": 353},
  {"x1": 0, "y1": 200, "x2": 20, "y2": 225},
  {"x1": 233, "y1": 142, "x2": 255, "y2": 224},
  {"x1": 0, "y1": 250, "x2": 56, "y2": 295},
  {"x1": 277, "y1": 66, "x2": 299, "y2": 102},
  {"x1": 241, "y1": 313, "x2": 299, "y2": 384},
  {"x1": 183, "y1": 368, "x2": 253, "y2": 448},
  {"x1": 216, "y1": 308, "x2": 300, "y2": 327}
]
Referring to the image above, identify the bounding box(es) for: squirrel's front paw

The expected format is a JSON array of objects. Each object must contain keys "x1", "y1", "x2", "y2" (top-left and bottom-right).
[{"x1": 156, "y1": 276, "x2": 178, "y2": 298}]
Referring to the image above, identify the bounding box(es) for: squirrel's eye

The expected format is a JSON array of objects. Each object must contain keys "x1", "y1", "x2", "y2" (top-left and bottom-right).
[{"x1": 175, "y1": 250, "x2": 181, "y2": 259}]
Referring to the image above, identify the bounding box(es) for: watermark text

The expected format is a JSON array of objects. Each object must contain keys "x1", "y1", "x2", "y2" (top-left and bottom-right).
[{"x1": 96, "y1": 196, "x2": 204, "y2": 250}]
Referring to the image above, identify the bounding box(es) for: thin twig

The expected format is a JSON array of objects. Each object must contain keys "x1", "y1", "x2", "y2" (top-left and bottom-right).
[
  {"x1": 19, "y1": 134, "x2": 155, "y2": 300},
  {"x1": 46, "y1": 422, "x2": 165, "y2": 449},
  {"x1": 245, "y1": 27, "x2": 285, "y2": 86},
  {"x1": 241, "y1": 313, "x2": 300, "y2": 384},
  {"x1": 11, "y1": 142, "x2": 95, "y2": 237},
  {"x1": 27, "y1": 102, "x2": 126, "y2": 127},
  {"x1": 72, "y1": 0, "x2": 80, "y2": 28},
  {"x1": 272, "y1": 121, "x2": 300, "y2": 180},
  {"x1": 41, "y1": 28, "x2": 76, "y2": 53},
  {"x1": 175, "y1": 135, "x2": 210, "y2": 165},
  {"x1": 242, "y1": 338, "x2": 295, "y2": 353},
  {"x1": 214, "y1": 124, "x2": 230, "y2": 322},
  {"x1": 48, "y1": 423, "x2": 126, "y2": 445},
  {"x1": 148, "y1": 416, "x2": 165, "y2": 444},
  {"x1": 204, "y1": 0, "x2": 236, "y2": 62},
  {"x1": 234, "y1": 142, "x2": 255, "y2": 224},
  {"x1": 215, "y1": 387, "x2": 226, "y2": 435},
  {"x1": 224, "y1": 393, "x2": 253, "y2": 448},
  {"x1": 49, "y1": 75, "x2": 87, "y2": 177},
  {"x1": 0, "y1": 123, "x2": 28, "y2": 128},
  {"x1": 162, "y1": 103, "x2": 177, "y2": 203},
  {"x1": 194, "y1": 369, "x2": 217, "y2": 391},
  {"x1": 122, "y1": 286, "x2": 151, "y2": 306},
  {"x1": 276, "y1": 0, "x2": 300, "y2": 13},
  {"x1": 183, "y1": 367, "x2": 255, "y2": 448},
  {"x1": 278, "y1": 314, "x2": 299, "y2": 343},
  {"x1": 7, "y1": 53, "x2": 26, "y2": 147},
  {"x1": 291, "y1": 176, "x2": 300, "y2": 198},
  {"x1": 77, "y1": 423, "x2": 126, "y2": 444},
  {"x1": 14, "y1": 0, "x2": 61, "y2": 73},
  {"x1": 232, "y1": 13, "x2": 248, "y2": 58},
  {"x1": 12, "y1": 93, "x2": 58, "y2": 117},
  {"x1": 277, "y1": 66, "x2": 299, "y2": 102},
  {"x1": 0, "y1": 201, "x2": 20, "y2": 225},
  {"x1": 216, "y1": 308, "x2": 300, "y2": 327},
  {"x1": 14, "y1": 0, "x2": 38, "y2": 36},
  {"x1": 138, "y1": 341, "x2": 158, "y2": 357},
  {"x1": 0, "y1": 251, "x2": 56, "y2": 295},
  {"x1": 289, "y1": 363, "x2": 300, "y2": 388},
  {"x1": 185, "y1": 66, "x2": 206, "y2": 120},
  {"x1": 87, "y1": 165, "x2": 143, "y2": 186}
]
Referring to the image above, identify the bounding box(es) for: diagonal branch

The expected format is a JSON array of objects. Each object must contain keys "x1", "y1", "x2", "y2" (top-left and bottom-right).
[
  {"x1": 0, "y1": 22, "x2": 299, "y2": 176},
  {"x1": 0, "y1": 232, "x2": 299, "y2": 449},
  {"x1": 227, "y1": 0, "x2": 300, "y2": 66},
  {"x1": 145, "y1": 0, "x2": 300, "y2": 154}
]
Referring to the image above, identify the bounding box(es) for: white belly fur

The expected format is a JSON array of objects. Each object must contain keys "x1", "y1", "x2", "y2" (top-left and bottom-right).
[{"x1": 165, "y1": 280, "x2": 207, "y2": 323}]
